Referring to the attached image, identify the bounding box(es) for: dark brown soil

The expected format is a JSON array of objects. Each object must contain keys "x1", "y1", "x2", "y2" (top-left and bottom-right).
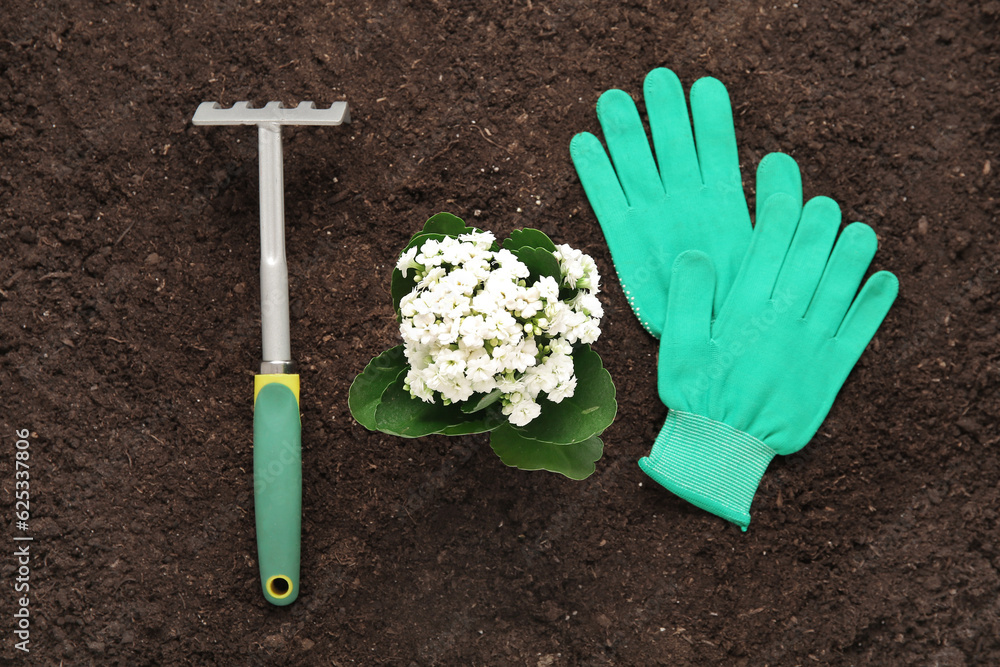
[{"x1": 2, "y1": 1, "x2": 999, "y2": 665}]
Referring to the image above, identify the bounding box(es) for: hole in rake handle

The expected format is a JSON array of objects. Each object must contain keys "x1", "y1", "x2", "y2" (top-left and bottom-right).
[{"x1": 266, "y1": 575, "x2": 293, "y2": 599}]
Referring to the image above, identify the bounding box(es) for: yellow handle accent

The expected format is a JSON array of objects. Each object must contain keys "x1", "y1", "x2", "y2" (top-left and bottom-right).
[{"x1": 254, "y1": 374, "x2": 300, "y2": 404}]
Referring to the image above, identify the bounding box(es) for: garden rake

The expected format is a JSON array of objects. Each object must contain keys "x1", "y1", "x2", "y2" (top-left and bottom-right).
[{"x1": 192, "y1": 100, "x2": 350, "y2": 606}]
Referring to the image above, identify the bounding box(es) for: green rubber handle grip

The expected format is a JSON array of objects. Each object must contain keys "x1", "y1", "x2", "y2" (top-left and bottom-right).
[{"x1": 253, "y1": 376, "x2": 301, "y2": 605}]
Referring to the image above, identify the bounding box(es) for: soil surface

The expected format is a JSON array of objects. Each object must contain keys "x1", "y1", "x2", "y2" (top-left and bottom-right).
[{"x1": 2, "y1": 1, "x2": 999, "y2": 665}]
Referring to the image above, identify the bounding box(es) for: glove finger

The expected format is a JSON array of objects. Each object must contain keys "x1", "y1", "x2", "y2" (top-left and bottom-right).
[
  {"x1": 596, "y1": 88, "x2": 665, "y2": 205},
  {"x1": 755, "y1": 152, "x2": 802, "y2": 223},
  {"x1": 570, "y1": 132, "x2": 629, "y2": 227},
  {"x1": 690, "y1": 77, "x2": 741, "y2": 189},
  {"x1": 772, "y1": 196, "x2": 840, "y2": 314},
  {"x1": 723, "y1": 192, "x2": 801, "y2": 311},
  {"x1": 663, "y1": 250, "x2": 716, "y2": 348},
  {"x1": 806, "y1": 222, "x2": 878, "y2": 336},
  {"x1": 643, "y1": 68, "x2": 701, "y2": 191},
  {"x1": 834, "y1": 270, "x2": 899, "y2": 356}
]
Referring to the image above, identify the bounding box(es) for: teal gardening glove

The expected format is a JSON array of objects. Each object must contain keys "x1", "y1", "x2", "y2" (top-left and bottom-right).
[
  {"x1": 643, "y1": 194, "x2": 899, "y2": 529},
  {"x1": 571, "y1": 68, "x2": 803, "y2": 337}
]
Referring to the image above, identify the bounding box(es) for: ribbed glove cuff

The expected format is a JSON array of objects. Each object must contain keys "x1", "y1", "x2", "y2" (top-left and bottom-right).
[{"x1": 639, "y1": 410, "x2": 776, "y2": 530}]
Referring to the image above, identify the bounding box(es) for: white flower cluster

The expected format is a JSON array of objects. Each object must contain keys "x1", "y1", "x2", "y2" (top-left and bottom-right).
[{"x1": 396, "y1": 231, "x2": 602, "y2": 427}]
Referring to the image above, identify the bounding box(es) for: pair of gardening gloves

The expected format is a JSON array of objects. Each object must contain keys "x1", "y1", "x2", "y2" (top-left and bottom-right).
[{"x1": 571, "y1": 68, "x2": 898, "y2": 529}]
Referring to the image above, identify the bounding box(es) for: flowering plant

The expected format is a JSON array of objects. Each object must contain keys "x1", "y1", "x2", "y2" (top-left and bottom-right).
[{"x1": 349, "y1": 213, "x2": 617, "y2": 479}]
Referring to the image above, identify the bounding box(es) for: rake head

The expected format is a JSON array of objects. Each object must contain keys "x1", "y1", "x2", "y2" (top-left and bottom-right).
[{"x1": 192, "y1": 100, "x2": 350, "y2": 126}]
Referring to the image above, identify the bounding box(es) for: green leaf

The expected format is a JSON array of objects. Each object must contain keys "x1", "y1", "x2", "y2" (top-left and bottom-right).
[
  {"x1": 558, "y1": 286, "x2": 579, "y2": 302},
  {"x1": 438, "y1": 406, "x2": 506, "y2": 435},
  {"x1": 503, "y1": 228, "x2": 557, "y2": 253},
  {"x1": 422, "y1": 212, "x2": 478, "y2": 237},
  {"x1": 373, "y1": 372, "x2": 460, "y2": 437},
  {"x1": 490, "y1": 426, "x2": 603, "y2": 479},
  {"x1": 511, "y1": 246, "x2": 561, "y2": 284},
  {"x1": 373, "y1": 373, "x2": 505, "y2": 438},
  {"x1": 348, "y1": 346, "x2": 409, "y2": 430},
  {"x1": 390, "y1": 267, "x2": 418, "y2": 318},
  {"x1": 512, "y1": 345, "x2": 617, "y2": 445},
  {"x1": 460, "y1": 389, "x2": 503, "y2": 413}
]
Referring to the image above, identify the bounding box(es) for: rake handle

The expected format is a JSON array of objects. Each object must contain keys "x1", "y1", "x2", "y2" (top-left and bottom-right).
[{"x1": 253, "y1": 375, "x2": 301, "y2": 605}]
